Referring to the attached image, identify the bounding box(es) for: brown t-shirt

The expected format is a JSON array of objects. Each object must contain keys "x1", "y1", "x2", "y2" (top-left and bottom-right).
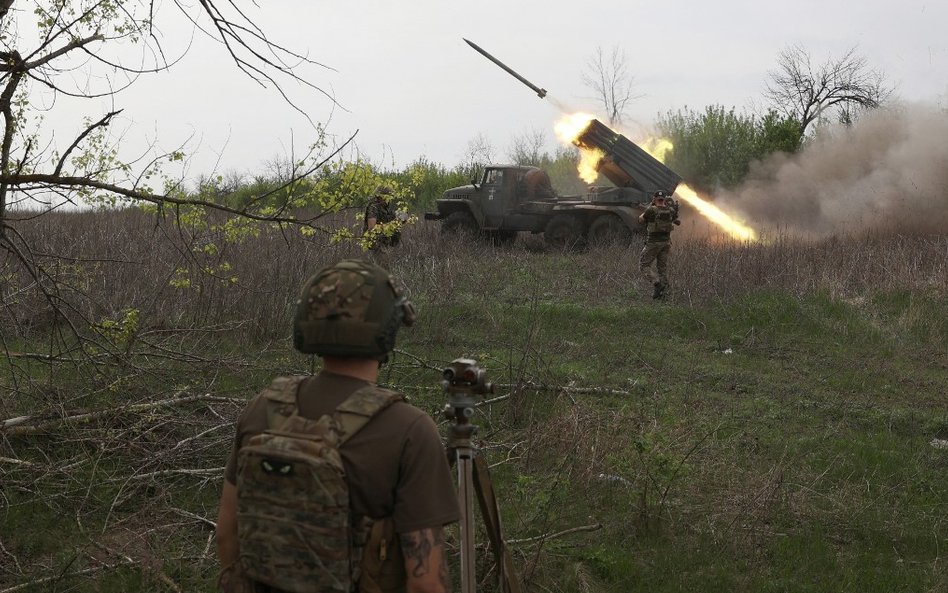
[{"x1": 224, "y1": 371, "x2": 459, "y2": 533}]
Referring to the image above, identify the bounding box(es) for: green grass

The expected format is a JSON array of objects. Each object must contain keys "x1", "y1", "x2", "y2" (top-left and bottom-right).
[{"x1": 3, "y1": 275, "x2": 946, "y2": 591}]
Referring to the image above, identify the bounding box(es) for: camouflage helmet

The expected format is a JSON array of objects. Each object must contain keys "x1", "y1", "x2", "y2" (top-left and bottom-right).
[
  {"x1": 375, "y1": 185, "x2": 394, "y2": 196},
  {"x1": 292, "y1": 259, "x2": 416, "y2": 360}
]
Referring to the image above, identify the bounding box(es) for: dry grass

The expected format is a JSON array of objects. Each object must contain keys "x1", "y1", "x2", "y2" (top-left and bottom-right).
[{"x1": 2, "y1": 208, "x2": 944, "y2": 343}]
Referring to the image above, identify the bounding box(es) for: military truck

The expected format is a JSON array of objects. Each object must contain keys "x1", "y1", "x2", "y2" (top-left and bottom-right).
[{"x1": 425, "y1": 119, "x2": 683, "y2": 246}]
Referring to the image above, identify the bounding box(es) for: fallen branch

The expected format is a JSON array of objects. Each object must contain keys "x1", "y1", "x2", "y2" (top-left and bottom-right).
[
  {"x1": 400, "y1": 382, "x2": 633, "y2": 398},
  {"x1": 509, "y1": 383, "x2": 632, "y2": 397},
  {"x1": 120, "y1": 467, "x2": 226, "y2": 482},
  {"x1": 0, "y1": 456, "x2": 35, "y2": 467},
  {"x1": 0, "y1": 558, "x2": 138, "y2": 593},
  {"x1": 171, "y1": 422, "x2": 231, "y2": 450},
  {"x1": 506, "y1": 522, "x2": 602, "y2": 545},
  {"x1": 3, "y1": 351, "x2": 68, "y2": 361},
  {"x1": 0, "y1": 393, "x2": 244, "y2": 436},
  {"x1": 171, "y1": 507, "x2": 217, "y2": 530}
]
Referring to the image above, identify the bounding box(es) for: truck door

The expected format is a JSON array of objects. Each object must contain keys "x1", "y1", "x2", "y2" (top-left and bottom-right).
[{"x1": 481, "y1": 168, "x2": 508, "y2": 229}]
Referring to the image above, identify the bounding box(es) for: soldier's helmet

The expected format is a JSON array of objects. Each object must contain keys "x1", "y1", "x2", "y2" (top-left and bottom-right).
[
  {"x1": 292, "y1": 259, "x2": 416, "y2": 361},
  {"x1": 375, "y1": 185, "x2": 394, "y2": 196}
]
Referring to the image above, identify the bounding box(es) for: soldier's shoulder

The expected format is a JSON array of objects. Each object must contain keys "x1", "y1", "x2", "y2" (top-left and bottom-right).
[{"x1": 371, "y1": 388, "x2": 431, "y2": 421}]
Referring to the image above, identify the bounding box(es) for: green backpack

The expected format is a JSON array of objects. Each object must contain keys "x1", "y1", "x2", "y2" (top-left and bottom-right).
[{"x1": 236, "y1": 376, "x2": 403, "y2": 593}]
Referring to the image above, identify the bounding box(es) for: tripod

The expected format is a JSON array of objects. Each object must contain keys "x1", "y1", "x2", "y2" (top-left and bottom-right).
[{"x1": 442, "y1": 359, "x2": 522, "y2": 593}]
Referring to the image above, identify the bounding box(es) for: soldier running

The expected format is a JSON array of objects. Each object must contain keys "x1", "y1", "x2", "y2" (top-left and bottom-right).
[{"x1": 638, "y1": 190, "x2": 681, "y2": 300}]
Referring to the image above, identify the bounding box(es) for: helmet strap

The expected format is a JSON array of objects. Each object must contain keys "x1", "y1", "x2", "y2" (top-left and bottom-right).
[{"x1": 381, "y1": 349, "x2": 396, "y2": 385}]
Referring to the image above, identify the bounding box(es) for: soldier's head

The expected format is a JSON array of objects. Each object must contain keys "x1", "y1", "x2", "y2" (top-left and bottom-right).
[
  {"x1": 375, "y1": 185, "x2": 394, "y2": 199},
  {"x1": 652, "y1": 190, "x2": 668, "y2": 205},
  {"x1": 292, "y1": 259, "x2": 416, "y2": 363}
]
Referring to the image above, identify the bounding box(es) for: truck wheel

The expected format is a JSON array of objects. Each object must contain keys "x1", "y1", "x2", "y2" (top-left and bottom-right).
[
  {"x1": 441, "y1": 211, "x2": 478, "y2": 237},
  {"x1": 544, "y1": 214, "x2": 586, "y2": 248},
  {"x1": 487, "y1": 230, "x2": 517, "y2": 246},
  {"x1": 588, "y1": 214, "x2": 632, "y2": 246}
]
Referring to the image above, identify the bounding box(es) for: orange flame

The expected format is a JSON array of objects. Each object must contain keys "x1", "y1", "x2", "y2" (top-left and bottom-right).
[
  {"x1": 674, "y1": 184, "x2": 758, "y2": 242},
  {"x1": 640, "y1": 137, "x2": 674, "y2": 163},
  {"x1": 555, "y1": 113, "x2": 603, "y2": 183},
  {"x1": 578, "y1": 148, "x2": 605, "y2": 183},
  {"x1": 553, "y1": 112, "x2": 596, "y2": 144}
]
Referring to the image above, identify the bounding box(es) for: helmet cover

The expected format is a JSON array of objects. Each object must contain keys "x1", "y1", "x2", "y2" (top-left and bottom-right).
[{"x1": 292, "y1": 259, "x2": 415, "y2": 360}]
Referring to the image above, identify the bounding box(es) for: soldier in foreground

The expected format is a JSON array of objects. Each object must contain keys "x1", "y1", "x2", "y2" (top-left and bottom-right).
[
  {"x1": 364, "y1": 185, "x2": 402, "y2": 249},
  {"x1": 638, "y1": 190, "x2": 681, "y2": 300},
  {"x1": 216, "y1": 259, "x2": 458, "y2": 593}
]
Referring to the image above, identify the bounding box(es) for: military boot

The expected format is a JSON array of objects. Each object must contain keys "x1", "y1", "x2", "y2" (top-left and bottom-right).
[{"x1": 652, "y1": 282, "x2": 665, "y2": 300}]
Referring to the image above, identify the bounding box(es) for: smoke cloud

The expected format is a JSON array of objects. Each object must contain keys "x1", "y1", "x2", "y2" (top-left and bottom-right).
[{"x1": 717, "y1": 104, "x2": 948, "y2": 237}]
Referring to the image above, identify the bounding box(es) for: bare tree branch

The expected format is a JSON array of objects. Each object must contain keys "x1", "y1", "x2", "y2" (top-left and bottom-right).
[
  {"x1": 765, "y1": 44, "x2": 892, "y2": 136},
  {"x1": 54, "y1": 110, "x2": 122, "y2": 175},
  {"x1": 582, "y1": 45, "x2": 642, "y2": 127},
  {"x1": 22, "y1": 33, "x2": 104, "y2": 71}
]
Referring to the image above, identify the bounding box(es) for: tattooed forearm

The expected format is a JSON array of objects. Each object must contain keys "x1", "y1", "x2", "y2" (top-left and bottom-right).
[
  {"x1": 438, "y1": 552, "x2": 450, "y2": 590},
  {"x1": 400, "y1": 528, "x2": 435, "y2": 578},
  {"x1": 400, "y1": 527, "x2": 447, "y2": 581}
]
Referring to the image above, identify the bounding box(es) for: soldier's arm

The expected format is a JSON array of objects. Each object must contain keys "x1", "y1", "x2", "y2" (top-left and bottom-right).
[
  {"x1": 216, "y1": 479, "x2": 240, "y2": 566},
  {"x1": 363, "y1": 201, "x2": 378, "y2": 233},
  {"x1": 399, "y1": 527, "x2": 451, "y2": 593}
]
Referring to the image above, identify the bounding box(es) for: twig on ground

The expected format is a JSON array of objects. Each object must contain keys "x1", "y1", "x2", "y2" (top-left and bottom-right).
[
  {"x1": 120, "y1": 467, "x2": 226, "y2": 482},
  {"x1": 171, "y1": 507, "x2": 217, "y2": 530},
  {"x1": 507, "y1": 523, "x2": 603, "y2": 545},
  {"x1": 0, "y1": 393, "x2": 243, "y2": 436},
  {"x1": 0, "y1": 559, "x2": 138, "y2": 593},
  {"x1": 171, "y1": 423, "x2": 231, "y2": 450}
]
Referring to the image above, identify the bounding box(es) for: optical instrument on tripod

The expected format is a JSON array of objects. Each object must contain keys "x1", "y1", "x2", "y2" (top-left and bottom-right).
[{"x1": 442, "y1": 358, "x2": 521, "y2": 593}]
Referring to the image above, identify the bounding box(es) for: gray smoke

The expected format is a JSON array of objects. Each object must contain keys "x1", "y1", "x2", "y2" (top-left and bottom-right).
[{"x1": 717, "y1": 104, "x2": 948, "y2": 237}]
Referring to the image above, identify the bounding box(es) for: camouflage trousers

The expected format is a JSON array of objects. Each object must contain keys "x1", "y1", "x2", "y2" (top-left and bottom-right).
[{"x1": 639, "y1": 241, "x2": 670, "y2": 286}]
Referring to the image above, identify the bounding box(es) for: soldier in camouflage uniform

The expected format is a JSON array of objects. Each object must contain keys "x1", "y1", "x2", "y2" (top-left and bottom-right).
[
  {"x1": 364, "y1": 185, "x2": 401, "y2": 249},
  {"x1": 638, "y1": 190, "x2": 680, "y2": 300},
  {"x1": 216, "y1": 260, "x2": 458, "y2": 593}
]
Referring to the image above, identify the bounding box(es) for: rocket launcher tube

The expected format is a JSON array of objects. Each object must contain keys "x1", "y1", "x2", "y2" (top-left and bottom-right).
[{"x1": 574, "y1": 119, "x2": 682, "y2": 195}]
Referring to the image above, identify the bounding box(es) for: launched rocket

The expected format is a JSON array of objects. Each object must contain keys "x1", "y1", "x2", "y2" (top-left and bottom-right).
[{"x1": 462, "y1": 38, "x2": 547, "y2": 99}]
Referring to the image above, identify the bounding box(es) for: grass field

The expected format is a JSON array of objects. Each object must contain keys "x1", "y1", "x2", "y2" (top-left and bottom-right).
[{"x1": 1, "y1": 210, "x2": 946, "y2": 592}]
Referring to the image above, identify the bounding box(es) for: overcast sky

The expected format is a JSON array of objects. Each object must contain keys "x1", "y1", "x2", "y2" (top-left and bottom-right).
[{"x1": 54, "y1": 0, "x2": 948, "y2": 179}]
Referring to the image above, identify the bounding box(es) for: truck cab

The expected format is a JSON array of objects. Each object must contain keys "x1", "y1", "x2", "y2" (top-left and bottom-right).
[{"x1": 427, "y1": 165, "x2": 554, "y2": 233}]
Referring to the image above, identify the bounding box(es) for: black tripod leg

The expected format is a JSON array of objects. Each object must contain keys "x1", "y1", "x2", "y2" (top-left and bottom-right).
[{"x1": 473, "y1": 455, "x2": 523, "y2": 593}]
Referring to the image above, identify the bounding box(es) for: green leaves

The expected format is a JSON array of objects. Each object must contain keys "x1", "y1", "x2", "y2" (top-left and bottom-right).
[
  {"x1": 657, "y1": 106, "x2": 803, "y2": 192},
  {"x1": 93, "y1": 308, "x2": 140, "y2": 349}
]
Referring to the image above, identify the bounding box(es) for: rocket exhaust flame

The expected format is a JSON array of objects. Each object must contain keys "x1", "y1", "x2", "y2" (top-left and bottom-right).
[
  {"x1": 674, "y1": 184, "x2": 759, "y2": 242},
  {"x1": 554, "y1": 113, "x2": 597, "y2": 146},
  {"x1": 577, "y1": 148, "x2": 605, "y2": 184},
  {"x1": 553, "y1": 113, "x2": 760, "y2": 242},
  {"x1": 640, "y1": 137, "x2": 674, "y2": 163},
  {"x1": 555, "y1": 113, "x2": 600, "y2": 183}
]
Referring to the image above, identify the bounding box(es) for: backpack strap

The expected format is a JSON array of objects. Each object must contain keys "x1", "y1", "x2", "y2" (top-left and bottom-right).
[
  {"x1": 333, "y1": 385, "x2": 404, "y2": 445},
  {"x1": 260, "y1": 375, "x2": 307, "y2": 430}
]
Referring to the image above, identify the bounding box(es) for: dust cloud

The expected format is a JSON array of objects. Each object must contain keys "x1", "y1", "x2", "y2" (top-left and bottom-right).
[{"x1": 717, "y1": 104, "x2": 948, "y2": 237}]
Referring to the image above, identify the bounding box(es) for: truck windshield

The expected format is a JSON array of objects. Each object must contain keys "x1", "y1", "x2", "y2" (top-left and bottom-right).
[{"x1": 484, "y1": 169, "x2": 504, "y2": 185}]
